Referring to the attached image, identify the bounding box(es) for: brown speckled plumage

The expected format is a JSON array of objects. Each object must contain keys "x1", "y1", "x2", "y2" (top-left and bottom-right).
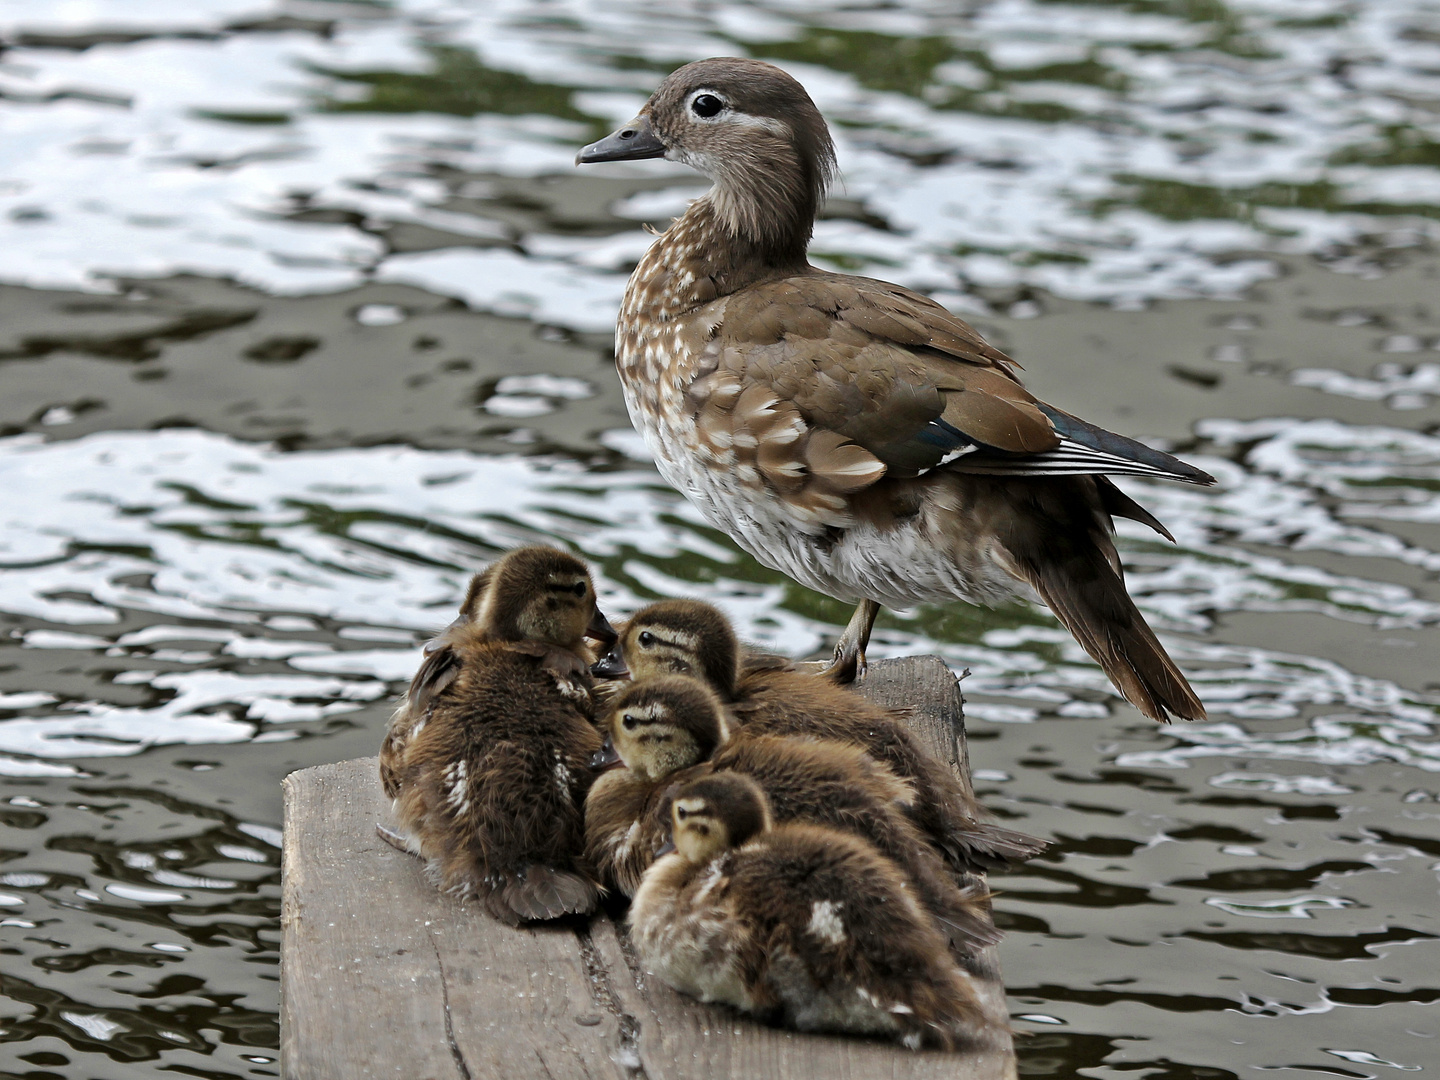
[
  {"x1": 578, "y1": 57, "x2": 1213, "y2": 722},
  {"x1": 588, "y1": 676, "x2": 1000, "y2": 953},
  {"x1": 379, "y1": 546, "x2": 607, "y2": 923},
  {"x1": 629, "y1": 773, "x2": 993, "y2": 1049},
  {"x1": 603, "y1": 601, "x2": 1047, "y2": 874}
]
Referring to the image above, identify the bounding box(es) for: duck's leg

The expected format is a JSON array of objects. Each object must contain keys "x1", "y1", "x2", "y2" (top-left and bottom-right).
[{"x1": 821, "y1": 598, "x2": 880, "y2": 683}]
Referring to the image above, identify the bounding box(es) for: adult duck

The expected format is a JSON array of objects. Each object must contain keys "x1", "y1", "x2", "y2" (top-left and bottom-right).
[{"x1": 577, "y1": 57, "x2": 1211, "y2": 722}]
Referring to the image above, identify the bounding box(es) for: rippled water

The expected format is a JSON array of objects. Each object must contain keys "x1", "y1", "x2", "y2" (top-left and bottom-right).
[{"x1": 2, "y1": 0, "x2": 1439, "y2": 1076}]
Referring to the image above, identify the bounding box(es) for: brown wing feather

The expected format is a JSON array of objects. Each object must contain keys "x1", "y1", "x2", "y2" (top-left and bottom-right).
[
  {"x1": 833, "y1": 274, "x2": 1019, "y2": 371},
  {"x1": 694, "y1": 272, "x2": 1059, "y2": 503},
  {"x1": 407, "y1": 646, "x2": 460, "y2": 716},
  {"x1": 934, "y1": 364, "x2": 1058, "y2": 454}
]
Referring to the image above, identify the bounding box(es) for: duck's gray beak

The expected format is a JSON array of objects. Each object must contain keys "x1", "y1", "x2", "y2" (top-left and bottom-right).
[
  {"x1": 576, "y1": 116, "x2": 666, "y2": 165},
  {"x1": 654, "y1": 838, "x2": 677, "y2": 858},
  {"x1": 589, "y1": 736, "x2": 623, "y2": 771},
  {"x1": 586, "y1": 606, "x2": 619, "y2": 647},
  {"x1": 590, "y1": 642, "x2": 629, "y2": 680}
]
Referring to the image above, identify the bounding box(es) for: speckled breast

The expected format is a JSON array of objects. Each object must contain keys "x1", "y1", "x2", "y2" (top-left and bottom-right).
[
  {"x1": 613, "y1": 221, "x2": 1024, "y2": 612},
  {"x1": 616, "y1": 262, "x2": 840, "y2": 597}
]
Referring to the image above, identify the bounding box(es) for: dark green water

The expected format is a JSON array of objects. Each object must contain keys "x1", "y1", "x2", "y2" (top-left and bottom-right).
[{"x1": 2, "y1": 1, "x2": 1439, "y2": 1076}]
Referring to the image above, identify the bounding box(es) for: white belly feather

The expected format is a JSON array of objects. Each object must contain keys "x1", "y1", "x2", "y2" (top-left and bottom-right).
[{"x1": 617, "y1": 371, "x2": 1026, "y2": 612}]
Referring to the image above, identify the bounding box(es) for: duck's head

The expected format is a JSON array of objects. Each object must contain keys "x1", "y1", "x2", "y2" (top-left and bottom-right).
[
  {"x1": 470, "y1": 546, "x2": 616, "y2": 651},
  {"x1": 596, "y1": 675, "x2": 726, "y2": 782},
  {"x1": 598, "y1": 600, "x2": 739, "y2": 700},
  {"x1": 668, "y1": 773, "x2": 772, "y2": 865},
  {"x1": 577, "y1": 57, "x2": 836, "y2": 261}
]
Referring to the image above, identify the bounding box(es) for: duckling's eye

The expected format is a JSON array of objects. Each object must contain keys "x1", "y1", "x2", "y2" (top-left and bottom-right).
[
  {"x1": 676, "y1": 807, "x2": 689, "y2": 820},
  {"x1": 571, "y1": 581, "x2": 587, "y2": 597},
  {"x1": 691, "y1": 94, "x2": 723, "y2": 119},
  {"x1": 637, "y1": 631, "x2": 655, "y2": 648},
  {"x1": 622, "y1": 713, "x2": 639, "y2": 731}
]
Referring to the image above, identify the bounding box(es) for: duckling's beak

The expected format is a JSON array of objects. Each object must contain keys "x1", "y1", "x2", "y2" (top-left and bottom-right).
[
  {"x1": 654, "y1": 838, "x2": 677, "y2": 858},
  {"x1": 589, "y1": 736, "x2": 623, "y2": 771},
  {"x1": 576, "y1": 116, "x2": 667, "y2": 165},
  {"x1": 586, "y1": 606, "x2": 619, "y2": 648},
  {"x1": 590, "y1": 641, "x2": 629, "y2": 680}
]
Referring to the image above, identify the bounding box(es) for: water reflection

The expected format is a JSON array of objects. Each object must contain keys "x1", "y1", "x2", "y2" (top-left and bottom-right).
[{"x1": 3, "y1": 1, "x2": 1439, "y2": 303}]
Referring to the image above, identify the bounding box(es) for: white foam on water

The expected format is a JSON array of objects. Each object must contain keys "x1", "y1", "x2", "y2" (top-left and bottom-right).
[
  {"x1": 1203, "y1": 894, "x2": 1355, "y2": 919},
  {"x1": 0, "y1": 415, "x2": 1434, "y2": 786},
  {"x1": 1, "y1": 0, "x2": 1437, "y2": 313}
]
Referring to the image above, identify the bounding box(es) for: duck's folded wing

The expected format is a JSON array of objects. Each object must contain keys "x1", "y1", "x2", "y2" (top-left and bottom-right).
[{"x1": 691, "y1": 274, "x2": 1213, "y2": 524}]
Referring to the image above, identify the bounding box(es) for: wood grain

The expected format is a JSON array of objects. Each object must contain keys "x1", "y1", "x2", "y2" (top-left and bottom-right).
[{"x1": 282, "y1": 656, "x2": 1016, "y2": 1080}]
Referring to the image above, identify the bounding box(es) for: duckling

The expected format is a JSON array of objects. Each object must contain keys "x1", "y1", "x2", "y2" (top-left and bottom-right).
[
  {"x1": 378, "y1": 545, "x2": 615, "y2": 924},
  {"x1": 583, "y1": 676, "x2": 723, "y2": 897},
  {"x1": 629, "y1": 772, "x2": 991, "y2": 1049},
  {"x1": 596, "y1": 599, "x2": 1046, "y2": 873},
  {"x1": 587, "y1": 676, "x2": 998, "y2": 953},
  {"x1": 381, "y1": 554, "x2": 617, "y2": 799}
]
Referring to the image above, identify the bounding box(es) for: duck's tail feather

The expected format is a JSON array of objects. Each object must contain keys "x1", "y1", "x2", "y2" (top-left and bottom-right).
[
  {"x1": 933, "y1": 886, "x2": 1003, "y2": 953},
  {"x1": 492, "y1": 865, "x2": 601, "y2": 923},
  {"x1": 944, "y1": 821, "x2": 1050, "y2": 872},
  {"x1": 1000, "y1": 533, "x2": 1205, "y2": 723}
]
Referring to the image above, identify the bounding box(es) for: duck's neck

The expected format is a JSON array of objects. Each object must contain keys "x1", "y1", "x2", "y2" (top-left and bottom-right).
[
  {"x1": 627, "y1": 194, "x2": 814, "y2": 320},
  {"x1": 708, "y1": 154, "x2": 821, "y2": 266}
]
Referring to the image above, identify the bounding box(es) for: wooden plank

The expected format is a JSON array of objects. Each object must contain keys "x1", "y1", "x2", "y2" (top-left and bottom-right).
[
  {"x1": 281, "y1": 758, "x2": 629, "y2": 1080},
  {"x1": 282, "y1": 656, "x2": 1017, "y2": 1080}
]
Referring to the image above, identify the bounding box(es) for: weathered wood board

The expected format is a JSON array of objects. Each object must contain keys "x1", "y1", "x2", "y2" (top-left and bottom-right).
[{"x1": 281, "y1": 655, "x2": 1018, "y2": 1080}]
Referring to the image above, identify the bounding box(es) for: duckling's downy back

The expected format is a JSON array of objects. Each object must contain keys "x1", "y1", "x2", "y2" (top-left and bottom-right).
[
  {"x1": 630, "y1": 774, "x2": 993, "y2": 1050},
  {"x1": 380, "y1": 545, "x2": 610, "y2": 923}
]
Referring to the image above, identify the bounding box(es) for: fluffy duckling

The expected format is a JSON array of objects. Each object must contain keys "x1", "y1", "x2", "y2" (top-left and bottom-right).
[
  {"x1": 596, "y1": 599, "x2": 1046, "y2": 873},
  {"x1": 629, "y1": 773, "x2": 990, "y2": 1049},
  {"x1": 586, "y1": 676, "x2": 998, "y2": 953},
  {"x1": 379, "y1": 545, "x2": 615, "y2": 924},
  {"x1": 381, "y1": 553, "x2": 617, "y2": 797}
]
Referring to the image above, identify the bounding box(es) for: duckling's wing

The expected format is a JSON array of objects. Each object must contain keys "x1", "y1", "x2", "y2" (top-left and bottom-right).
[
  {"x1": 901, "y1": 751, "x2": 1048, "y2": 871},
  {"x1": 738, "y1": 646, "x2": 794, "y2": 675},
  {"x1": 930, "y1": 886, "x2": 1003, "y2": 954},
  {"x1": 406, "y1": 644, "x2": 460, "y2": 716}
]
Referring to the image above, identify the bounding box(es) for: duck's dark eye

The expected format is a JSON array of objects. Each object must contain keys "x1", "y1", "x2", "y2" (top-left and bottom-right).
[
  {"x1": 622, "y1": 714, "x2": 639, "y2": 731},
  {"x1": 638, "y1": 631, "x2": 655, "y2": 648},
  {"x1": 571, "y1": 581, "x2": 587, "y2": 597},
  {"x1": 691, "y1": 93, "x2": 723, "y2": 119},
  {"x1": 676, "y1": 807, "x2": 689, "y2": 819}
]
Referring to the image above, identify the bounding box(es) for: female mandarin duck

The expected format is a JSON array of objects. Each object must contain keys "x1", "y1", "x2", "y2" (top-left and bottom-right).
[
  {"x1": 596, "y1": 599, "x2": 1046, "y2": 873},
  {"x1": 628, "y1": 772, "x2": 994, "y2": 1049},
  {"x1": 379, "y1": 545, "x2": 617, "y2": 924},
  {"x1": 578, "y1": 58, "x2": 1212, "y2": 722},
  {"x1": 585, "y1": 675, "x2": 999, "y2": 953}
]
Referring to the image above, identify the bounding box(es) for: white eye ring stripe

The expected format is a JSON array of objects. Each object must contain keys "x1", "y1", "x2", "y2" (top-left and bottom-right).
[{"x1": 686, "y1": 89, "x2": 727, "y2": 114}]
